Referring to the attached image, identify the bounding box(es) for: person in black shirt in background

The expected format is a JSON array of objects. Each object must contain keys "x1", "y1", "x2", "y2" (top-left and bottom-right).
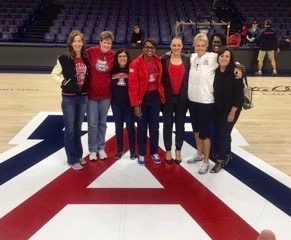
[
  {"x1": 110, "y1": 48, "x2": 137, "y2": 160},
  {"x1": 246, "y1": 20, "x2": 260, "y2": 47},
  {"x1": 251, "y1": 19, "x2": 280, "y2": 76},
  {"x1": 131, "y1": 26, "x2": 145, "y2": 46}
]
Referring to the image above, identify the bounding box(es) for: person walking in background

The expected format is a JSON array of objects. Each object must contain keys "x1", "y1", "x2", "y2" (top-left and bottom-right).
[
  {"x1": 51, "y1": 30, "x2": 90, "y2": 170},
  {"x1": 131, "y1": 26, "x2": 145, "y2": 46},
  {"x1": 161, "y1": 37, "x2": 190, "y2": 164},
  {"x1": 128, "y1": 39, "x2": 165, "y2": 166},
  {"x1": 252, "y1": 19, "x2": 280, "y2": 76},
  {"x1": 211, "y1": 46, "x2": 244, "y2": 173},
  {"x1": 87, "y1": 31, "x2": 115, "y2": 161},
  {"x1": 110, "y1": 48, "x2": 137, "y2": 160}
]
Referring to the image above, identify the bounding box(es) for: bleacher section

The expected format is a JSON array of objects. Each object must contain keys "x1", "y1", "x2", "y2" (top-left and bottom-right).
[
  {"x1": 43, "y1": 0, "x2": 216, "y2": 45},
  {"x1": 1, "y1": 0, "x2": 290, "y2": 44},
  {"x1": 0, "y1": 0, "x2": 43, "y2": 41},
  {"x1": 235, "y1": 0, "x2": 290, "y2": 38}
]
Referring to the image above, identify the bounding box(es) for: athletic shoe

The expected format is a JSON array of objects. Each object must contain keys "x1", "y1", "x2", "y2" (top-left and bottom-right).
[
  {"x1": 98, "y1": 150, "x2": 107, "y2": 160},
  {"x1": 70, "y1": 163, "x2": 83, "y2": 171},
  {"x1": 79, "y1": 158, "x2": 86, "y2": 165},
  {"x1": 138, "y1": 155, "x2": 145, "y2": 165},
  {"x1": 272, "y1": 70, "x2": 277, "y2": 76},
  {"x1": 152, "y1": 154, "x2": 161, "y2": 164},
  {"x1": 89, "y1": 152, "x2": 97, "y2": 161},
  {"x1": 187, "y1": 154, "x2": 204, "y2": 163},
  {"x1": 198, "y1": 163, "x2": 210, "y2": 175},
  {"x1": 254, "y1": 71, "x2": 262, "y2": 76}
]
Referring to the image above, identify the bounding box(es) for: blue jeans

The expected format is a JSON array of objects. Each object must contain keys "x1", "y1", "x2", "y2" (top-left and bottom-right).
[
  {"x1": 111, "y1": 103, "x2": 136, "y2": 153},
  {"x1": 137, "y1": 92, "x2": 161, "y2": 156},
  {"x1": 87, "y1": 98, "x2": 111, "y2": 152},
  {"x1": 61, "y1": 95, "x2": 87, "y2": 165}
]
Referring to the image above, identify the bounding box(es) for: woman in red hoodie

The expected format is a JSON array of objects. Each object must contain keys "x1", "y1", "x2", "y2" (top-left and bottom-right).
[
  {"x1": 128, "y1": 39, "x2": 165, "y2": 166},
  {"x1": 87, "y1": 31, "x2": 115, "y2": 161}
]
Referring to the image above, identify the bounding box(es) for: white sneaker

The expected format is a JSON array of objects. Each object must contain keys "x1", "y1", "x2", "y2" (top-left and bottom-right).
[
  {"x1": 98, "y1": 150, "x2": 107, "y2": 160},
  {"x1": 70, "y1": 163, "x2": 83, "y2": 170},
  {"x1": 187, "y1": 154, "x2": 204, "y2": 163},
  {"x1": 89, "y1": 152, "x2": 97, "y2": 161},
  {"x1": 79, "y1": 158, "x2": 86, "y2": 165},
  {"x1": 198, "y1": 163, "x2": 210, "y2": 175}
]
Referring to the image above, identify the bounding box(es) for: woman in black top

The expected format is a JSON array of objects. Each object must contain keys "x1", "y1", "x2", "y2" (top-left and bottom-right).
[
  {"x1": 161, "y1": 37, "x2": 190, "y2": 164},
  {"x1": 211, "y1": 46, "x2": 244, "y2": 173},
  {"x1": 111, "y1": 48, "x2": 136, "y2": 160}
]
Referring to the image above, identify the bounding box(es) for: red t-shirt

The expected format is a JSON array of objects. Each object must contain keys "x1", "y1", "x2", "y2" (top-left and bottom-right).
[
  {"x1": 74, "y1": 57, "x2": 86, "y2": 91},
  {"x1": 86, "y1": 46, "x2": 115, "y2": 100},
  {"x1": 168, "y1": 62, "x2": 185, "y2": 95},
  {"x1": 145, "y1": 58, "x2": 159, "y2": 92}
]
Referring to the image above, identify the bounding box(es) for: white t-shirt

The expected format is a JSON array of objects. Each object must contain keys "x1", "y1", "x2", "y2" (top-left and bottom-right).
[{"x1": 188, "y1": 52, "x2": 218, "y2": 104}]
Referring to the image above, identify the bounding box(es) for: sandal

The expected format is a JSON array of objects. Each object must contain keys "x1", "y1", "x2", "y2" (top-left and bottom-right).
[{"x1": 210, "y1": 161, "x2": 223, "y2": 173}]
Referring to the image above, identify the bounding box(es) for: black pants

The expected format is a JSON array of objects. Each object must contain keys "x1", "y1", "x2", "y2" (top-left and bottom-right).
[
  {"x1": 162, "y1": 95, "x2": 188, "y2": 151},
  {"x1": 213, "y1": 110, "x2": 241, "y2": 160}
]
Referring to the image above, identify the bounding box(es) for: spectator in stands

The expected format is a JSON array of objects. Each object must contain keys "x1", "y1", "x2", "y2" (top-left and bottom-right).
[
  {"x1": 51, "y1": 30, "x2": 90, "y2": 170},
  {"x1": 257, "y1": 229, "x2": 276, "y2": 240},
  {"x1": 211, "y1": 46, "x2": 244, "y2": 173},
  {"x1": 246, "y1": 20, "x2": 260, "y2": 47},
  {"x1": 128, "y1": 39, "x2": 165, "y2": 166},
  {"x1": 161, "y1": 37, "x2": 190, "y2": 164},
  {"x1": 110, "y1": 48, "x2": 137, "y2": 160},
  {"x1": 87, "y1": 31, "x2": 115, "y2": 161},
  {"x1": 131, "y1": 26, "x2": 145, "y2": 46},
  {"x1": 252, "y1": 19, "x2": 280, "y2": 76},
  {"x1": 228, "y1": 33, "x2": 241, "y2": 48},
  {"x1": 239, "y1": 21, "x2": 249, "y2": 46}
]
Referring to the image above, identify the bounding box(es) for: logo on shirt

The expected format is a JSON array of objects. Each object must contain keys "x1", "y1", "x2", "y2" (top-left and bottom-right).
[
  {"x1": 203, "y1": 59, "x2": 209, "y2": 66},
  {"x1": 96, "y1": 60, "x2": 109, "y2": 72}
]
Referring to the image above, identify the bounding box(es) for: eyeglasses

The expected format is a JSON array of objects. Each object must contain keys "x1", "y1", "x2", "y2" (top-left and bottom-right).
[{"x1": 144, "y1": 46, "x2": 155, "y2": 50}]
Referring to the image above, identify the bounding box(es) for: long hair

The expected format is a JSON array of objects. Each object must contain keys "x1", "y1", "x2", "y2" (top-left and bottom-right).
[
  {"x1": 66, "y1": 30, "x2": 87, "y2": 59},
  {"x1": 216, "y1": 46, "x2": 236, "y2": 72},
  {"x1": 111, "y1": 48, "x2": 131, "y2": 74}
]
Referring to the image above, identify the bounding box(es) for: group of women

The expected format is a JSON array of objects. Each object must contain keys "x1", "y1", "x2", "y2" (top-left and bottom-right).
[{"x1": 51, "y1": 29, "x2": 244, "y2": 175}]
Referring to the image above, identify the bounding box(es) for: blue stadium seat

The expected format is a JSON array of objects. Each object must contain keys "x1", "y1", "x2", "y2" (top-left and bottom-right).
[
  {"x1": 56, "y1": 33, "x2": 67, "y2": 43},
  {"x1": 49, "y1": 26, "x2": 59, "y2": 35},
  {"x1": 44, "y1": 32, "x2": 55, "y2": 43},
  {"x1": 91, "y1": 32, "x2": 100, "y2": 44},
  {"x1": 0, "y1": 31, "x2": 13, "y2": 41},
  {"x1": 60, "y1": 26, "x2": 71, "y2": 35}
]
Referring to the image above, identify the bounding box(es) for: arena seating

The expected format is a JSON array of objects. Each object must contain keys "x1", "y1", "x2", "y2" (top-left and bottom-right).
[{"x1": 0, "y1": 0, "x2": 290, "y2": 44}]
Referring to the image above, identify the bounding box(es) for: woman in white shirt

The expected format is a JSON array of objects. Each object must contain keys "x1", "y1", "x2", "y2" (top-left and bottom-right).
[{"x1": 187, "y1": 33, "x2": 217, "y2": 174}]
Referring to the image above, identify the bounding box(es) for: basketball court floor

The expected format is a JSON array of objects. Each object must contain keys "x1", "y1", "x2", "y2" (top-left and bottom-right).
[{"x1": 0, "y1": 73, "x2": 290, "y2": 239}]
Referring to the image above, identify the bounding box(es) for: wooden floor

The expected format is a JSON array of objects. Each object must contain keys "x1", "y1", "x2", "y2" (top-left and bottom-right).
[{"x1": 1, "y1": 73, "x2": 291, "y2": 176}]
